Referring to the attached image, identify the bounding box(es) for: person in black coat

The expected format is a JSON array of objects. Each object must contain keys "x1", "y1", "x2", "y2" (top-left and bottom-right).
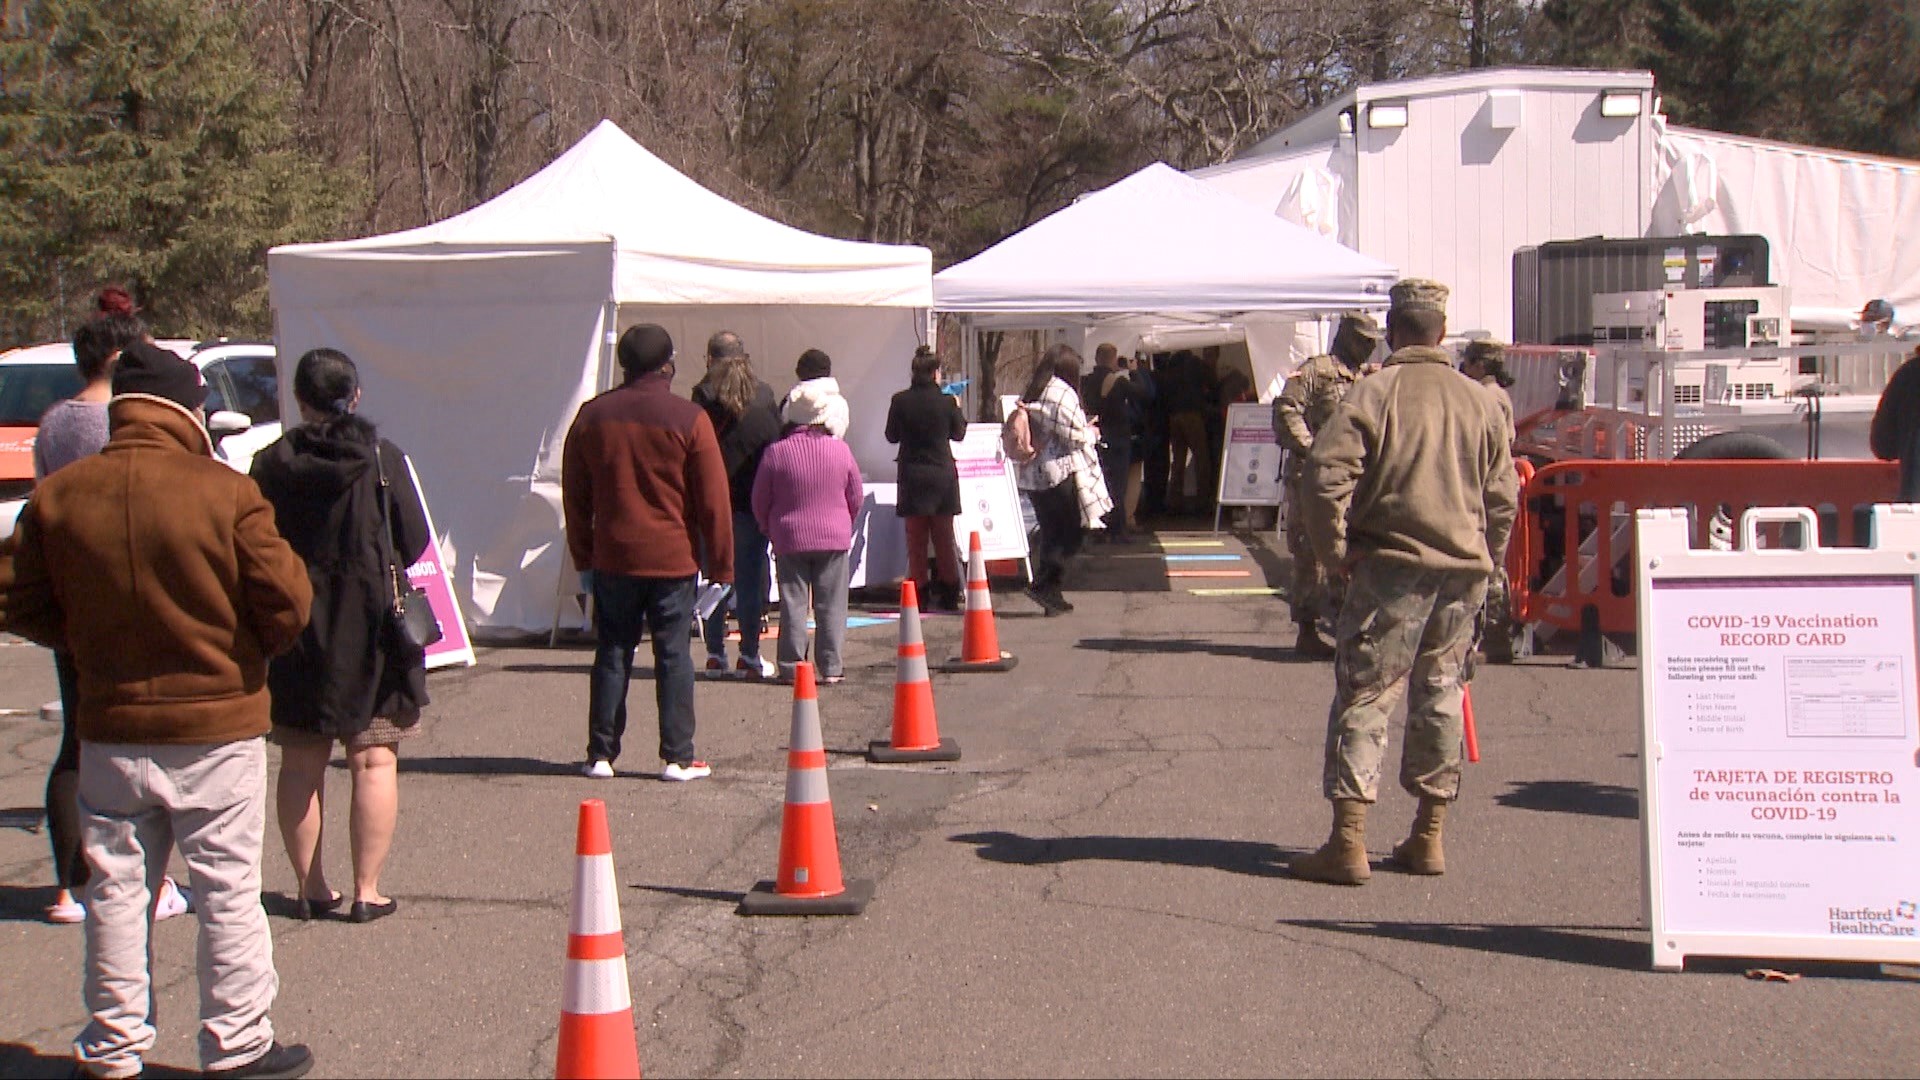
[
  {"x1": 250, "y1": 348, "x2": 430, "y2": 924},
  {"x1": 1871, "y1": 344, "x2": 1920, "y2": 502},
  {"x1": 884, "y1": 345, "x2": 969, "y2": 611},
  {"x1": 1080, "y1": 343, "x2": 1151, "y2": 541},
  {"x1": 689, "y1": 331, "x2": 783, "y2": 677}
]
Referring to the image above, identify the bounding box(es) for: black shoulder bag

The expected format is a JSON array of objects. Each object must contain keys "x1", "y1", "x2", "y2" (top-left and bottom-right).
[{"x1": 375, "y1": 445, "x2": 444, "y2": 657}]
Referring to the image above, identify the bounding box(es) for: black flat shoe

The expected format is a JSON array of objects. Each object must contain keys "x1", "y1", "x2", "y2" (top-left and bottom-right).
[
  {"x1": 205, "y1": 1041, "x2": 313, "y2": 1079},
  {"x1": 293, "y1": 892, "x2": 345, "y2": 921},
  {"x1": 348, "y1": 898, "x2": 398, "y2": 923}
]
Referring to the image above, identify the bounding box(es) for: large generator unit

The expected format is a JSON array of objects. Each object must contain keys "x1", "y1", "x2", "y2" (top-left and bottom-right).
[
  {"x1": 1591, "y1": 286, "x2": 1795, "y2": 405},
  {"x1": 1513, "y1": 234, "x2": 1771, "y2": 346}
]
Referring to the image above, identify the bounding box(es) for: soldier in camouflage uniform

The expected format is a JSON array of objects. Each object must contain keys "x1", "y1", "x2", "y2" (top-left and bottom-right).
[
  {"x1": 1274, "y1": 313, "x2": 1380, "y2": 659},
  {"x1": 1460, "y1": 340, "x2": 1518, "y2": 659},
  {"x1": 1290, "y1": 279, "x2": 1519, "y2": 886}
]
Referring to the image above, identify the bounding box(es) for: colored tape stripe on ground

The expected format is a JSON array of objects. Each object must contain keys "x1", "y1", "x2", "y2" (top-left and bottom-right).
[
  {"x1": 1187, "y1": 587, "x2": 1284, "y2": 596},
  {"x1": 1162, "y1": 554, "x2": 1244, "y2": 562},
  {"x1": 1158, "y1": 540, "x2": 1227, "y2": 548},
  {"x1": 1166, "y1": 569, "x2": 1254, "y2": 578}
]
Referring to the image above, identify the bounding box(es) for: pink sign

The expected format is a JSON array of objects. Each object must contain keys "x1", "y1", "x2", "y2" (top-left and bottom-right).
[{"x1": 402, "y1": 457, "x2": 475, "y2": 669}]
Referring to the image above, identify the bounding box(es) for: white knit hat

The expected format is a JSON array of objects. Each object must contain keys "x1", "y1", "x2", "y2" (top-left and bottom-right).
[{"x1": 783, "y1": 381, "x2": 836, "y2": 428}]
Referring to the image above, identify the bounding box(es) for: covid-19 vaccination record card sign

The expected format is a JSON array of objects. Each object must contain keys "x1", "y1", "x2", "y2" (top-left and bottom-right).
[{"x1": 1636, "y1": 505, "x2": 1920, "y2": 971}]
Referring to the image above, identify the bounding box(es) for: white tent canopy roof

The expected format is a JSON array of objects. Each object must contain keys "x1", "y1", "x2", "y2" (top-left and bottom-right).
[
  {"x1": 278, "y1": 119, "x2": 931, "y2": 307},
  {"x1": 933, "y1": 162, "x2": 1395, "y2": 315},
  {"x1": 269, "y1": 120, "x2": 932, "y2": 634}
]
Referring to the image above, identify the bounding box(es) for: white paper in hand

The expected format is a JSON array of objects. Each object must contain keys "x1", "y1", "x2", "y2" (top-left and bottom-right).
[{"x1": 694, "y1": 582, "x2": 734, "y2": 622}]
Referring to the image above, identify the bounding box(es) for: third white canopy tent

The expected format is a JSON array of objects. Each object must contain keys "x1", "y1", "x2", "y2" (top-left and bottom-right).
[{"x1": 934, "y1": 161, "x2": 1399, "y2": 418}]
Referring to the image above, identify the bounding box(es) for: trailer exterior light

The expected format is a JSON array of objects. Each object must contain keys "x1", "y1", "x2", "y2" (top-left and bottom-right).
[
  {"x1": 1367, "y1": 103, "x2": 1409, "y2": 129},
  {"x1": 1600, "y1": 91, "x2": 1643, "y2": 118}
]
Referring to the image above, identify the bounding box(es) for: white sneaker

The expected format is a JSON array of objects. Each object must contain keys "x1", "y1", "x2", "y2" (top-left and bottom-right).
[
  {"x1": 736, "y1": 655, "x2": 777, "y2": 680},
  {"x1": 583, "y1": 759, "x2": 615, "y2": 779},
  {"x1": 153, "y1": 876, "x2": 192, "y2": 921},
  {"x1": 661, "y1": 761, "x2": 712, "y2": 782}
]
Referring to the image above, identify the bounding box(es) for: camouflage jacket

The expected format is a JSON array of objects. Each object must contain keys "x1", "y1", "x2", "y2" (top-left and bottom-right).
[
  {"x1": 1274, "y1": 353, "x2": 1359, "y2": 477},
  {"x1": 1302, "y1": 345, "x2": 1518, "y2": 574}
]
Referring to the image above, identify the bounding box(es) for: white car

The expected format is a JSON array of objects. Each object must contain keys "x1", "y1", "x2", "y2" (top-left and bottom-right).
[{"x1": 0, "y1": 339, "x2": 281, "y2": 538}]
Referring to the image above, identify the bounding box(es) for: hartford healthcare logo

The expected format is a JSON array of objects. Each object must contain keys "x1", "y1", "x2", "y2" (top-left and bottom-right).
[{"x1": 1829, "y1": 901, "x2": 1918, "y2": 937}]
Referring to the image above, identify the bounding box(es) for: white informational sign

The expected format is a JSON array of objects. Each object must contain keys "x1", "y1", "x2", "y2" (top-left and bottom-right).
[
  {"x1": 1215, "y1": 402, "x2": 1284, "y2": 508},
  {"x1": 1637, "y1": 506, "x2": 1920, "y2": 971},
  {"x1": 953, "y1": 423, "x2": 1030, "y2": 565}
]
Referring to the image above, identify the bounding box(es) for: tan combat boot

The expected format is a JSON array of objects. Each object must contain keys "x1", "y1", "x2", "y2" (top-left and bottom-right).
[
  {"x1": 1288, "y1": 799, "x2": 1371, "y2": 885},
  {"x1": 1386, "y1": 797, "x2": 1448, "y2": 875}
]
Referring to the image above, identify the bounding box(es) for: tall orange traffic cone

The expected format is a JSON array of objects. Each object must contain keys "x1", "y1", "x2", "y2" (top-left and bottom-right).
[
  {"x1": 937, "y1": 531, "x2": 1018, "y2": 673},
  {"x1": 869, "y1": 580, "x2": 961, "y2": 763},
  {"x1": 738, "y1": 662, "x2": 874, "y2": 916},
  {"x1": 557, "y1": 799, "x2": 642, "y2": 1079}
]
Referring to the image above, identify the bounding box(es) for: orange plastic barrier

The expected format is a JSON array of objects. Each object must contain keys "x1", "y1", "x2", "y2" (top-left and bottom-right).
[{"x1": 1509, "y1": 459, "x2": 1897, "y2": 643}]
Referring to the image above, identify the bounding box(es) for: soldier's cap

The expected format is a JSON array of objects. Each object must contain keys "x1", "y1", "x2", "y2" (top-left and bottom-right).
[
  {"x1": 1462, "y1": 339, "x2": 1506, "y2": 365},
  {"x1": 1337, "y1": 312, "x2": 1383, "y2": 341},
  {"x1": 1388, "y1": 278, "x2": 1449, "y2": 316}
]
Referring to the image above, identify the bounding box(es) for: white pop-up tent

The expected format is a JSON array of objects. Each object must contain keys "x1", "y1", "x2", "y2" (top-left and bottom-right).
[
  {"x1": 934, "y1": 162, "x2": 1397, "y2": 402},
  {"x1": 270, "y1": 120, "x2": 932, "y2": 635}
]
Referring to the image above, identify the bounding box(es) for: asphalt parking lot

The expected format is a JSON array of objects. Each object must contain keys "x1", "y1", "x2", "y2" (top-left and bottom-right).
[{"x1": 3, "y1": 526, "x2": 1917, "y2": 1078}]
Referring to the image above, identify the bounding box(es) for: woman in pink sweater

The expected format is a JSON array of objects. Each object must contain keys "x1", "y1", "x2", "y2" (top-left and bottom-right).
[{"x1": 752, "y1": 377, "x2": 865, "y2": 684}]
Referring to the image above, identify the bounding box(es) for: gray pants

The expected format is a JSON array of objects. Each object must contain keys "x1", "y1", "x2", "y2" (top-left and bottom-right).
[
  {"x1": 75, "y1": 738, "x2": 278, "y2": 1077},
  {"x1": 776, "y1": 550, "x2": 850, "y2": 680}
]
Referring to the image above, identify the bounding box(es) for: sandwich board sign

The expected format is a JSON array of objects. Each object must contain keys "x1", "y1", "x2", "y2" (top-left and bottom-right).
[
  {"x1": 954, "y1": 422, "x2": 1031, "y2": 572},
  {"x1": 1212, "y1": 402, "x2": 1282, "y2": 532},
  {"x1": 403, "y1": 455, "x2": 475, "y2": 670},
  {"x1": 1636, "y1": 505, "x2": 1920, "y2": 971}
]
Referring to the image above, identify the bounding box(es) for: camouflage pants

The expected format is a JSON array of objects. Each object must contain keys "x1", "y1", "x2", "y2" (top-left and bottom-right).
[
  {"x1": 1284, "y1": 482, "x2": 1331, "y2": 626},
  {"x1": 1322, "y1": 559, "x2": 1487, "y2": 803}
]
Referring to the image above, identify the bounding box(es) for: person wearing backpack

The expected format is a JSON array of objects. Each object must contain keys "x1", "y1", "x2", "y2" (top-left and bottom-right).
[
  {"x1": 1012, "y1": 344, "x2": 1107, "y2": 615},
  {"x1": 1080, "y1": 344, "x2": 1149, "y2": 542}
]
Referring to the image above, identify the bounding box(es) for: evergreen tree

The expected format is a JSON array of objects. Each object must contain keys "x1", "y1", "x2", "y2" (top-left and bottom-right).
[
  {"x1": 0, "y1": 0, "x2": 359, "y2": 342},
  {"x1": 1533, "y1": 0, "x2": 1920, "y2": 158}
]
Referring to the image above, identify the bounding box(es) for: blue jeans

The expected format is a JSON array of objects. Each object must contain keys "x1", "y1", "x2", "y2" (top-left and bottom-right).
[
  {"x1": 702, "y1": 510, "x2": 770, "y2": 662},
  {"x1": 588, "y1": 573, "x2": 698, "y2": 766}
]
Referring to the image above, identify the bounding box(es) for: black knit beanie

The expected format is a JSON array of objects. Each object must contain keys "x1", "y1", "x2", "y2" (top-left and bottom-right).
[{"x1": 111, "y1": 341, "x2": 208, "y2": 410}]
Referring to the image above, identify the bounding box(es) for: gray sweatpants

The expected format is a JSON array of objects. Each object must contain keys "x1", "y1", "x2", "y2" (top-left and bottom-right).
[
  {"x1": 75, "y1": 738, "x2": 278, "y2": 1077},
  {"x1": 776, "y1": 550, "x2": 850, "y2": 680}
]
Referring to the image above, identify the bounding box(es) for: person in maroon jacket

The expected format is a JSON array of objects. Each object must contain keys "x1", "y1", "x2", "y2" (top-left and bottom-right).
[{"x1": 561, "y1": 324, "x2": 733, "y2": 782}]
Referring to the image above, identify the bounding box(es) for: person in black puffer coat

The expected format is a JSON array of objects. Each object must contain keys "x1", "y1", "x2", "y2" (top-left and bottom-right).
[{"x1": 250, "y1": 348, "x2": 431, "y2": 925}]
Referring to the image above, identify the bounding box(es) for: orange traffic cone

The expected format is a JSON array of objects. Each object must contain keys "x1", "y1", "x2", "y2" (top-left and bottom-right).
[
  {"x1": 868, "y1": 580, "x2": 961, "y2": 763},
  {"x1": 738, "y1": 662, "x2": 874, "y2": 916},
  {"x1": 937, "y1": 531, "x2": 1018, "y2": 673},
  {"x1": 557, "y1": 799, "x2": 642, "y2": 1079}
]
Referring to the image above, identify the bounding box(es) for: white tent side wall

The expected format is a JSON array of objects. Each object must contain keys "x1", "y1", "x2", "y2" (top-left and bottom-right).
[
  {"x1": 1192, "y1": 145, "x2": 1345, "y2": 238},
  {"x1": 269, "y1": 242, "x2": 617, "y2": 634},
  {"x1": 1653, "y1": 125, "x2": 1920, "y2": 326},
  {"x1": 634, "y1": 304, "x2": 928, "y2": 478},
  {"x1": 1351, "y1": 82, "x2": 1653, "y2": 341}
]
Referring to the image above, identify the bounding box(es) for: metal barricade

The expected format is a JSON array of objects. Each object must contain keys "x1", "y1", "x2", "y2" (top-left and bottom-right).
[{"x1": 1508, "y1": 459, "x2": 1898, "y2": 656}]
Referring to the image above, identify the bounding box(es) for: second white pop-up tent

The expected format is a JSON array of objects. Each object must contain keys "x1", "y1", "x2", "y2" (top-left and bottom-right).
[
  {"x1": 270, "y1": 120, "x2": 932, "y2": 635},
  {"x1": 933, "y1": 162, "x2": 1397, "y2": 402}
]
